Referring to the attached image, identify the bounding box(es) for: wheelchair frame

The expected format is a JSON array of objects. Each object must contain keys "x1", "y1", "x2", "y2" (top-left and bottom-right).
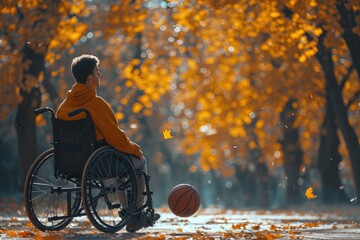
[{"x1": 24, "y1": 107, "x2": 155, "y2": 233}]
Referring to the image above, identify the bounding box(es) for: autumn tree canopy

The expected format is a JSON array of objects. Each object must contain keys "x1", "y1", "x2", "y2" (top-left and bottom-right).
[{"x1": 0, "y1": 0, "x2": 359, "y2": 205}]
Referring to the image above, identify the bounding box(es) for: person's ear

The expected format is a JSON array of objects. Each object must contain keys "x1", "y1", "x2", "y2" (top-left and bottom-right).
[{"x1": 86, "y1": 74, "x2": 93, "y2": 85}]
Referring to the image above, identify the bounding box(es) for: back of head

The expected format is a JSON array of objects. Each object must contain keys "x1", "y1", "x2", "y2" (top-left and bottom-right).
[{"x1": 71, "y1": 54, "x2": 100, "y2": 84}]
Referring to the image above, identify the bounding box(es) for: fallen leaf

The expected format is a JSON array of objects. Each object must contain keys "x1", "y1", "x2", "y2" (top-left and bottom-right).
[
  {"x1": 252, "y1": 224, "x2": 261, "y2": 230},
  {"x1": 302, "y1": 222, "x2": 320, "y2": 228},
  {"x1": 6, "y1": 230, "x2": 18, "y2": 237},
  {"x1": 270, "y1": 224, "x2": 279, "y2": 230},
  {"x1": 25, "y1": 222, "x2": 34, "y2": 228},
  {"x1": 232, "y1": 222, "x2": 248, "y2": 230},
  {"x1": 17, "y1": 230, "x2": 34, "y2": 237}
]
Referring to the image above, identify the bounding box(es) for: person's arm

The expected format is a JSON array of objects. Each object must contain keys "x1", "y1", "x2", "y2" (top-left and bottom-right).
[{"x1": 91, "y1": 98, "x2": 143, "y2": 159}]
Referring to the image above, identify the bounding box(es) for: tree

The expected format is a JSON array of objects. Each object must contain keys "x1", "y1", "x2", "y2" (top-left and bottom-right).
[
  {"x1": 98, "y1": 0, "x2": 343, "y2": 206},
  {"x1": 316, "y1": 30, "x2": 360, "y2": 202},
  {"x1": 0, "y1": 0, "x2": 88, "y2": 187},
  {"x1": 280, "y1": 99, "x2": 303, "y2": 205}
]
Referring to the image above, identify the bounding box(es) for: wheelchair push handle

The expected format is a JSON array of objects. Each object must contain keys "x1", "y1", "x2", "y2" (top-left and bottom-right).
[
  {"x1": 68, "y1": 108, "x2": 91, "y2": 118},
  {"x1": 34, "y1": 107, "x2": 55, "y2": 118},
  {"x1": 34, "y1": 107, "x2": 90, "y2": 118}
]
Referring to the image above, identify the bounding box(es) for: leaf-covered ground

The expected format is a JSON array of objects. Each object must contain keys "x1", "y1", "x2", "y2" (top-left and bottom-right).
[{"x1": 1, "y1": 198, "x2": 360, "y2": 239}]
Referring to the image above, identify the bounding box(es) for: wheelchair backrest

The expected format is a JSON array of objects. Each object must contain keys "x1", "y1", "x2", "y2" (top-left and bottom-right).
[{"x1": 52, "y1": 111, "x2": 97, "y2": 179}]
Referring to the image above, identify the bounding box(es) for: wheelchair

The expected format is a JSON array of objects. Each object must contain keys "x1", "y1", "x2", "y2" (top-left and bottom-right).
[{"x1": 24, "y1": 107, "x2": 155, "y2": 233}]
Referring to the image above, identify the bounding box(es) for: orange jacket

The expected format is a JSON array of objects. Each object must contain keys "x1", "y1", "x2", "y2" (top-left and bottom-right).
[{"x1": 56, "y1": 83, "x2": 143, "y2": 159}]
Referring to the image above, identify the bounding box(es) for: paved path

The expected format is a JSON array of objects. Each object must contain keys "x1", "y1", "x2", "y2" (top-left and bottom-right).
[{"x1": 1, "y1": 206, "x2": 360, "y2": 239}]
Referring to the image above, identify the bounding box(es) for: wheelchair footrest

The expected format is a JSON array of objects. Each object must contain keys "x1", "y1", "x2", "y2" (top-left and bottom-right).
[{"x1": 109, "y1": 203, "x2": 121, "y2": 209}]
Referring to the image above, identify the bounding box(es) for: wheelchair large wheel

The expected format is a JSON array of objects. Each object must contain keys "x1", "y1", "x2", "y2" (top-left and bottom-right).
[
  {"x1": 82, "y1": 146, "x2": 138, "y2": 233},
  {"x1": 24, "y1": 149, "x2": 82, "y2": 231}
]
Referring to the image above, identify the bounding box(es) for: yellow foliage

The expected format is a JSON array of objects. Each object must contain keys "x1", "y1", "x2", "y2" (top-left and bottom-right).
[{"x1": 0, "y1": 0, "x2": 350, "y2": 180}]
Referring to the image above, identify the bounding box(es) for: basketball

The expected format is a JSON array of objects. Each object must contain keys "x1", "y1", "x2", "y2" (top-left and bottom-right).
[{"x1": 168, "y1": 184, "x2": 200, "y2": 217}]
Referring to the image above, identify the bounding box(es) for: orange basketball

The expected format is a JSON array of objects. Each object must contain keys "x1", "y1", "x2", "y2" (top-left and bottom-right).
[{"x1": 168, "y1": 184, "x2": 200, "y2": 217}]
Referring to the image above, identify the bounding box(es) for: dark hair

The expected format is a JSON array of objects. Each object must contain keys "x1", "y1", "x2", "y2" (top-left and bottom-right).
[{"x1": 71, "y1": 54, "x2": 99, "y2": 84}]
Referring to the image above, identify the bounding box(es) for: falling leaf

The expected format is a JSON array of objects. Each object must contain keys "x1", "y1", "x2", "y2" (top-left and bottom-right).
[
  {"x1": 163, "y1": 129, "x2": 174, "y2": 139},
  {"x1": 305, "y1": 187, "x2": 317, "y2": 199}
]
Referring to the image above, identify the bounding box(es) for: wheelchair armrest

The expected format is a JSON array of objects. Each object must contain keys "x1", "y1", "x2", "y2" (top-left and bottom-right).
[
  {"x1": 35, "y1": 107, "x2": 55, "y2": 117},
  {"x1": 68, "y1": 108, "x2": 90, "y2": 118}
]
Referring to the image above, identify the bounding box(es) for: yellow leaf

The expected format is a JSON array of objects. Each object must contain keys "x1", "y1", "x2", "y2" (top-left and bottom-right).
[
  {"x1": 6, "y1": 230, "x2": 17, "y2": 237},
  {"x1": 305, "y1": 187, "x2": 317, "y2": 199},
  {"x1": 126, "y1": 80, "x2": 133, "y2": 87},
  {"x1": 115, "y1": 86, "x2": 121, "y2": 93},
  {"x1": 35, "y1": 115, "x2": 46, "y2": 127},
  {"x1": 313, "y1": 28, "x2": 323, "y2": 36},
  {"x1": 189, "y1": 165, "x2": 197, "y2": 173},
  {"x1": 249, "y1": 140, "x2": 257, "y2": 149},
  {"x1": 130, "y1": 59, "x2": 141, "y2": 65},
  {"x1": 163, "y1": 129, "x2": 174, "y2": 140},
  {"x1": 132, "y1": 103, "x2": 143, "y2": 113},
  {"x1": 38, "y1": 72, "x2": 44, "y2": 82},
  {"x1": 255, "y1": 119, "x2": 264, "y2": 128},
  {"x1": 298, "y1": 55, "x2": 307, "y2": 63},
  {"x1": 70, "y1": 1, "x2": 86, "y2": 15},
  {"x1": 232, "y1": 222, "x2": 248, "y2": 230},
  {"x1": 115, "y1": 112, "x2": 124, "y2": 121},
  {"x1": 270, "y1": 11, "x2": 281, "y2": 18},
  {"x1": 1, "y1": 6, "x2": 16, "y2": 14}
]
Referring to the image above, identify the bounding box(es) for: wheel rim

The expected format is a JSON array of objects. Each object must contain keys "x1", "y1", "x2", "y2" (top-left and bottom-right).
[
  {"x1": 25, "y1": 151, "x2": 81, "y2": 230},
  {"x1": 83, "y1": 148, "x2": 137, "y2": 232}
]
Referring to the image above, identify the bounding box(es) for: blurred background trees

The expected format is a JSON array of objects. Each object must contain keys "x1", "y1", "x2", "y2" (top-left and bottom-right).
[{"x1": 0, "y1": 0, "x2": 359, "y2": 208}]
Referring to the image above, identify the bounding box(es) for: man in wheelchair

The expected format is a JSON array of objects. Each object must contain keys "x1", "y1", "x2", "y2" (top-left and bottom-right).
[{"x1": 56, "y1": 54, "x2": 160, "y2": 232}]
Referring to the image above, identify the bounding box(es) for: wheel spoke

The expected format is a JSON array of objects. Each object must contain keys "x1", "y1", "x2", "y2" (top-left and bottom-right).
[
  {"x1": 25, "y1": 150, "x2": 82, "y2": 231},
  {"x1": 82, "y1": 147, "x2": 138, "y2": 233}
]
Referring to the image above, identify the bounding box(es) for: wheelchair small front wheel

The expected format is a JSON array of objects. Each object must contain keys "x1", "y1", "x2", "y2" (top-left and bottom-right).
[
  {"x1": 82, "y1": 146, "x2": 138, "y2": 233},
  {"x1": 24, "y1": 149, "x2": 82, "y2": 231}
]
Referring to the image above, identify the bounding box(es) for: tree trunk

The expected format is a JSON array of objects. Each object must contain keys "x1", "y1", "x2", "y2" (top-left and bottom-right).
[
  {"x1": 15, "y1": 45, "x2": 43, "y2": 189},
  {"x1": 317, "y1": 95, "x2": 349, "y2": 203},
  {"x1": 245, "y1": 117, "x2": 270, "y2": 208},
  {"x1": 316, "y1": 32, "x2": 360, "y2": 203},
  {"x1": 280, "y1": 99, "x2": 303, "y2": 206},
  {"x1": 336, "y1": 0, "x2": 360, "y2": 78},
  {"x1": 234, "y1": 163, "x2": 257, "y2": 207},
  {"x1": 255, "y1": 162, "x2": 270, "y2": 208}
]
